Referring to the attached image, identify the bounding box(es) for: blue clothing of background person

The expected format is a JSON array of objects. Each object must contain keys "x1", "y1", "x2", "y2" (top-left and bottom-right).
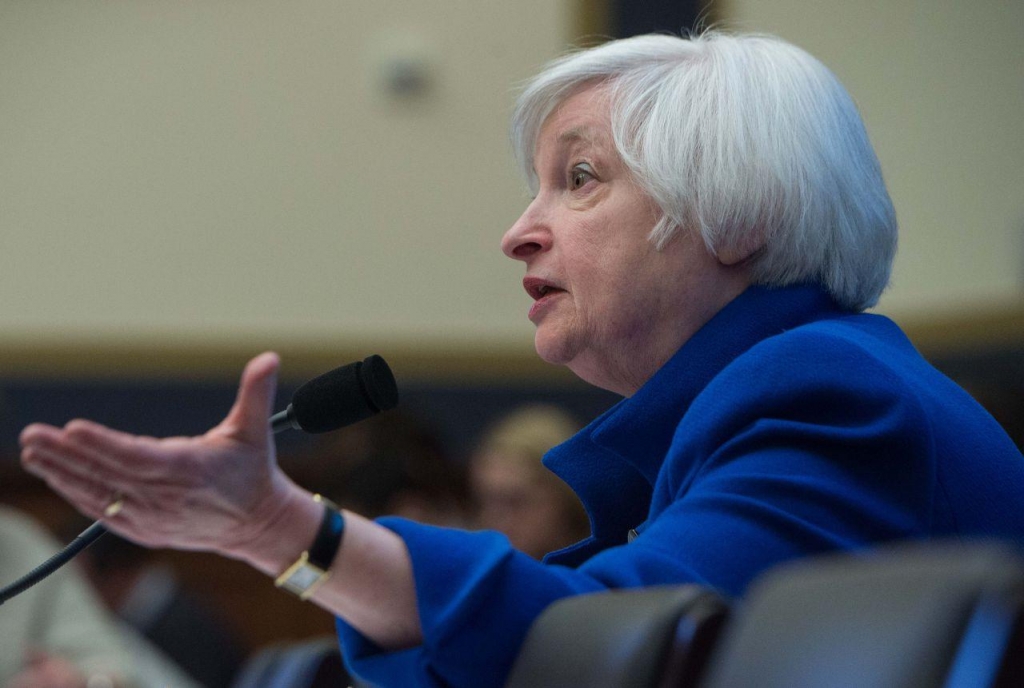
[{"x1": 337, "y1": 284, "x2": 1024, "y2": 687}]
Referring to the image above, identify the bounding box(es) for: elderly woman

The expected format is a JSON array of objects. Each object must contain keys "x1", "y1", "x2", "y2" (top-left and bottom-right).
[{"x1": 19, "y1": 32, "x2": 1024, "y2": 688}]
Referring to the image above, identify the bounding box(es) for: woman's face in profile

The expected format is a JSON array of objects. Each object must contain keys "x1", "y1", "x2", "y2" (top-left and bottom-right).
[{"x1": 501, "y1": 86, "x2": 734, "y2": 395}]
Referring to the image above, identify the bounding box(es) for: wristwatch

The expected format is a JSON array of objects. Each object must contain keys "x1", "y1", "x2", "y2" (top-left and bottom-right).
[{"x1": 275, "y1": 494, "x2": 345, "y2": 600}]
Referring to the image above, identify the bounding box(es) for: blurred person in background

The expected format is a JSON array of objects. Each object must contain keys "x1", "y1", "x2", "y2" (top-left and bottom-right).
[
  {"x1": 71, "y1": 526, "x2": 246, "y2": 688},
  {"x1": 469, "y1": 405, "x2": 588, "y2": 559},
  {"x1": 0, "y1": 505, "x2": 198, "y2": 688},
  {"x1": 283, "y1": 410, "x2": 469, "y2": 527}
]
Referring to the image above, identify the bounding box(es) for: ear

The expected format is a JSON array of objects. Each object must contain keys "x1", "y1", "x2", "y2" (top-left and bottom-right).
[{"x1": 715, "y1": 227, "x2": 767, "y2": 266}]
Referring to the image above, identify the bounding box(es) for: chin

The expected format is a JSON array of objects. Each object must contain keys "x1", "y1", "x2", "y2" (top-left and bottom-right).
[
  {"x1": 535, "y1": 328, "x2": 631, "y2": 395},
  {"x1": 533, "y1": 327, "x2": 579, "y2": 367}
]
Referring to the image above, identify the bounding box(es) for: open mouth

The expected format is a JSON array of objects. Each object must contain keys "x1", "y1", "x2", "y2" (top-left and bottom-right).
[
  {"x1": 535, "y1": 284, "x2": 566, "y2": 299},
  {"x1": 524, "y1": 277, "x2": 566, "y2": 301}
]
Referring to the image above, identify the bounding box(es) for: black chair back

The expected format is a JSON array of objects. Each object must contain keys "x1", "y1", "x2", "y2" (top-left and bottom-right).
[
  {"x1": 699, "y1": 542, "x2": 1024, "y2": 688},
  {"x1": 504, "y1": 585, "x2": 728, "y2": 688}
]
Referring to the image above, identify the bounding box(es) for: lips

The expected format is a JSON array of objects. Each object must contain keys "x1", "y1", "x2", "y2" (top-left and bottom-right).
[
  {"x1": 523, "y1": 276, "x2": 566, "y2": 321},
  {"x1": 523, "y1": 276, "x2": 565, "y2": 301}
]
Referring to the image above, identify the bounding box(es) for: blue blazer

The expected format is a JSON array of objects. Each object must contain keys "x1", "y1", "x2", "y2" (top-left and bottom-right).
[{"x1": 338, "y1": 284, "x2": 1024, "y2": 688}]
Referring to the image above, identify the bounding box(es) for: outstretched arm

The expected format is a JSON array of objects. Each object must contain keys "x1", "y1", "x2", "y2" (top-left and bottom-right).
[{"x1": 19, "y1": 352, "x2": 422, "y2": 650}]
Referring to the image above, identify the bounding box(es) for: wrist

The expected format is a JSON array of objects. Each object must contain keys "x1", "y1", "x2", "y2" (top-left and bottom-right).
[
  {"x1": 226, "y1": 482, "x2": 322, "y2": 577},
  {"x1": 275, "y1": 494, "x2": 345, "y2": 599}
]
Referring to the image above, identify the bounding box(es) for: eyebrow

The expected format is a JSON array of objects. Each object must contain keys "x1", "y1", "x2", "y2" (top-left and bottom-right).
[{"x1": 556, "y1": 126, "x2": 599, "y2": 146}]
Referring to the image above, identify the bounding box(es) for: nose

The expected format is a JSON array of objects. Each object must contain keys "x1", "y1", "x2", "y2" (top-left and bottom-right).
[{"x1": 501, "y1": 201, "x2": 551, "y2": 262}]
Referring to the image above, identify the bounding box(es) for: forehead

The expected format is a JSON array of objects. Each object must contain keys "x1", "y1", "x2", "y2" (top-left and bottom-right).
[{"x1": 535, "y1": 86, "x2": 614, "y2": 156}]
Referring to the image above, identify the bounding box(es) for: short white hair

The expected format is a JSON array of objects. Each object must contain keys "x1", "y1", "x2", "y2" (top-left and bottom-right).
[{"x1": 511, "y1": 32, "x2": 897, "y2": 311}]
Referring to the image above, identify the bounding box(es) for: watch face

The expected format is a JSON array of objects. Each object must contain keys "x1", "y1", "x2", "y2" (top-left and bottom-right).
[{"x1": 289, "y1": 566, "x2": 324, "y2": 590}]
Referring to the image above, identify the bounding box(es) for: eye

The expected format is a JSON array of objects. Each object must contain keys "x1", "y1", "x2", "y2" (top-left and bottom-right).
[{"x1": 569, "y1": 163, "x2": 595, "y2": 191}]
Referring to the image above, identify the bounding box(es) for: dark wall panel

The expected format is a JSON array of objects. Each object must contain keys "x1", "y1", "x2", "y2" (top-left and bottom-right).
[{"x1": 612, "y1": 0, "x2": 704, "y2": 38}]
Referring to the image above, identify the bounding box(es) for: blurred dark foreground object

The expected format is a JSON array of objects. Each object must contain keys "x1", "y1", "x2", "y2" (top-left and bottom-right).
[
  {"x1": 505, "y1": 584, "x2": 727, "y2": 688},
  {"x1": 701, "y1": 541, "x2": 1024, "y2": 688},
  {"x1": 506, "y1": 541, "x2": 1024, "y2": 688},
  {"x1": 230, "y1": 637, "x2": 353, "y2": 688}
]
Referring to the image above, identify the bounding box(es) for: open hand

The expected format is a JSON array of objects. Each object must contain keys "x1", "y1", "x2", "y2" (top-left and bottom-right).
[{"x1": 19, "y1": 352, "x2": 296, "y2": 557}]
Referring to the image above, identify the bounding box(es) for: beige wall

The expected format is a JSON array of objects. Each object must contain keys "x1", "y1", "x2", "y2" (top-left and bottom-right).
[
  {"x1": 0, "y1": 1, "x2": 572, "y2": 361},
  {"x1": 1, "y1": 1, "x2": 1021, "y2": 373},
  {"x1": 719, "y1": 0, "x2": 1024, "y2": 320}
]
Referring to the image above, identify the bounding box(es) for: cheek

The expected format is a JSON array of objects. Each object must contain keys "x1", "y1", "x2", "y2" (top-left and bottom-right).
[
  {"x1": 562, "y1": 205, "x2": 663, "y2": 327},
  {"x1": 579, "y1": 246, "x2": 657, "y2": 322},
  {"x1": 570, "y1": 230, "x2": 634, "y2": 303}
]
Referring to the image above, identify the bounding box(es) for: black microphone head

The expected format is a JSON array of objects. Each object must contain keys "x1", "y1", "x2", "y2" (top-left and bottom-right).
[{"x1": 290, "y1": 355, "x2": 398, "y2": 433}]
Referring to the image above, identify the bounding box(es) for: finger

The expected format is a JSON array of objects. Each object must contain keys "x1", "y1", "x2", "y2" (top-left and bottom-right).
[
  {"x1": 27, "y1": 455, "x2": 153, "y2": 546},
  {"x1": 22, "y1": 419, "x2": 153, "y2": 478},
  {"x1": 60, "y1": 419, "x2": 170, "y2": 479},
  {"x1": 21, "y1": 422, "x2": 149, "y2": 487},
  {"x1": 23, "y1": 428, "x2": 202, "y2": 540},
  {"x1": 34, "y1": 446, "x2": 193, "y2": 524},
  {"x1": 19, "y1": 422, "x2": 62, "y2": 449},
  {"x1": 21, "y1": 445, "x2": 125, "y2": 521},
  {"x1": 220, "y1": 352, "x2": 280, "y2": 444},
  {"x1": 21, "y1": 437, "x2": 114, "y2": 490}
]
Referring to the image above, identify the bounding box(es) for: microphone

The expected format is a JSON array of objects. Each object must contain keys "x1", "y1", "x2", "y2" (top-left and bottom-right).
[
  {"x1": 0, "y1": 355, "x2": 398, "y2": 606},
  {"x1": 271, "y1": 355, "x2": 399, "y2": 434}
]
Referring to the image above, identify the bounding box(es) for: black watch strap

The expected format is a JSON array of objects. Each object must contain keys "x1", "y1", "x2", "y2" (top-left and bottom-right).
[{"x1": 307, "y1": 494, "x2": 345, "y2": 570}]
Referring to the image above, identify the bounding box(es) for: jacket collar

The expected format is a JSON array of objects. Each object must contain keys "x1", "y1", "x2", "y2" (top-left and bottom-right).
[{"x1": 543, "y1": 284, "x2": 843, "y2": 544}]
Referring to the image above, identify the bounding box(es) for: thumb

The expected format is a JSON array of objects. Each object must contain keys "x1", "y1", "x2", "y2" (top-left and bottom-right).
[{"x1": 222, "y1": 352, "x2": 280, "y2": 444}]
